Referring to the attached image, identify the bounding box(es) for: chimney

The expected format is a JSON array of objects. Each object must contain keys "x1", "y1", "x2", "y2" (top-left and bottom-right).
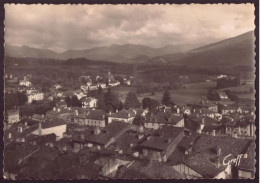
[
  {"x1": 116, "y1": 110, "x2": 118, "y2": 113},
  {"x1": 109, "y1": 111, "x2": 112, "y2": 115},
  {"x1": 217, "y1": 147, "x2": 221, "y2": 156},
  {"x1": 80, "y1": 134, "x2": 84, "y2": 140},
  {"x1": 177, "y1": 108, "x2": 180, "y2": 114},
  {"x1": 24, "y1": 121, "x2": 28, "y2": 126},
  {"x1": 212, "y1": 129, "x2": 216, "y2": 136},
  {"x1": 103, "y1": 115, "x2": 105, "y2": 119},
  {"x1": 8, "y1": 133, "x2": 12, "y2": 139},
  {"x1": 53, "y1": 107, "x2": 56, "y2": 111},
  {"x1": 138, "y1": 134, "x2": 144, "y2": 139},
  {"x1": 128, "y1": 113, "x2": 130, "y2": 118},
  {"x1": 57, "y1": 108, "x2": 61, "y2": 112},
  {"x1": 75, "y1": 110, "x2": 79, "y2": 116},
  {"x1": 188, "y1": 141, "x2": 193, "y2": 154},
  {"x1": 38, "y1": 122, "x2": 42, "y2": 135},
  {"x1": 139, "y1": 125, "x2": 144, "y2": 133},
  {"x1": 18, "y1": 126, "x2": 23, "y2": 133},
  {"x1": 94, "y1": 127, "x2": 101, "y2": 135}
]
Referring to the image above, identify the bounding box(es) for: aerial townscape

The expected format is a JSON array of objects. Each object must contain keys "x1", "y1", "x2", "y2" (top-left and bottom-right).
[{"x1": 3, "y1": 4, "x2": 256, "y2": 180}]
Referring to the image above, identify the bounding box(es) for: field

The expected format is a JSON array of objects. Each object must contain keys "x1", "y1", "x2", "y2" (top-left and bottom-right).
[
  {"x1": 113, "y1": 81, "x2": 216, "y2": 106},
  {"x1": 220, "y1": 82, "x2": 255, "y2": 100}
]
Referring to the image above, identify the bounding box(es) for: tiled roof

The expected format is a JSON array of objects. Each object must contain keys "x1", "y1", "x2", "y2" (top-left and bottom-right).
[
  {"x1": 76, "y1": 110, "x2": 105, "y2": 120},
  {"x1": 146, "y1": 111, "x2": 183, "y2": 125},
  {"x1": 4, "y1": 142, "x2": 38, "y2": 173},
  {"x1": 186, "y1": 116, "x2": 221, "y2": 132},
  {"x1": 238, "y1": 140, "x2": 256, "y2": 171},
  {"x1": 81, "y1": 97, "x2": 96, "y2": 103},
  {"x1": 17, "y1": 146, "x2": 60, "y2": 179},
  {"x1": 182, "y1": 134, "x2": 252, "y2": 177},
  {"x1": 140, "y1": 126, "x2": 184, "y2": 151},
  {"x1": 184, "y1": 151, "x2": 227, "y2": 178},
  {"x1": 73, "y1": 121, "x2": 131, "y2": 146},
  {"x1": 108, "y1": 109, "x2": 136, "y2": 119},
  {"x1": 32, "y1": 114, "x2": 44, "y2": 120},
  {"x1": 117, "y1": 160, "x2": 185, "y2": 179},
  {"x1": 106, "y1": 131, "x2": 141, "y2": 155},
  {"x1": 41, "y1": 119, "x2": 66, "y2": 129}
]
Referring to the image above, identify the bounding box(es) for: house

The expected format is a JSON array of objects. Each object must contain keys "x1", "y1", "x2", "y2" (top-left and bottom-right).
[
  {"x1": 217, "y1": 91, "x2": 229, "y2": 99},
  {"x1": 73, "y1": 90, "x2": 87, "y2": 100},
  {"x1": 55, "y1": 101, "x2": 67, "y2": 109},
  {"x1": 27, "y1": 92, "x2": 44, "y2": 103},
  {"x1": 236, "y1": 140, "x2": 256, "y2": 178},
  {"x1": 194, "y1": 108, "x2": 222, "y2": 120},
  {"x1": 220, "y1": 105, "x2": 237, "y2": 115},
  {"x1": 31, "y1": 114, "x2": 45, "y2": 122},
  {"x1": 144, "y1": 112, "x2": 184, "y2": 130},
  {"x1": 16, "y1": 146, "x2": 60, "y2": 179},
  {"x1": 53, "y1": 84, "x2": 62, "y2": 89},
  {"x1": 72, "y1": 121, "x2": 131, "y2": 152},
  {"x1": 106, "y1": 129, "x2": 144, "y2": 157},
  {"x1": 187, "y1": 101, "x2": 218, "y2": 113},
  {"x1": 19, "y1": 76, "x2": 31, "y2": 87},
  {"x1": 4, "y1": 142, "x2": 39, "y2": 179},
  {"x1": 74, "y1": 110, "x2": 106, "y2": 127},
  {"x1": 171, "y1": 135, "x2": 252, "y2": 179},
  {"x1": 107, "y1": 109, "x2": 137, "y2": 124},
  {"x1": 237, "y1": 106, "x2": 254, "y2": 114},
  {"x1": 185, "y1": 115, "x2": 222, "y2": 135},
  {"x1": 6, "y1": 109, "x2": 20, "y2": 124},
  {"x1": 116, "y1": 160, "x2": 185, "y2": 179},
  {"x1": 4, "y1": 122, "x2": 39, "y2": 145},
  {"x1": 81, "y1": 97, "x2": 97, "y2": 109},
  {"x1": 222, "y1": 114, "x2": 255, "y2": 137},
  {"x1": 27, "y1": 133, "x2": 56, "y2": 147},
  {"x1": 97, "y1": 82, "x2": 107, "y2": 89},
  {"x1": 139, "y1": 126, "x2": 184, "y2": 162},
  {"x1": 46, "y1": 107, "x2": 77, "y2": 122},
  {"x1": 31, "y1": 119, "x2": 67, "y2": 140}
]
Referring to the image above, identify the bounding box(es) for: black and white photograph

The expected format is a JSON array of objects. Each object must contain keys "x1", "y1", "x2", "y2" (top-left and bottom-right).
[{"x1": 3, "y1": 4, "x2": 256, "y2": 179}]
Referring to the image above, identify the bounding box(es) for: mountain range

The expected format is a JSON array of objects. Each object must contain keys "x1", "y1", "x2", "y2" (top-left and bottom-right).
[{"x1": 5, "y1": 30, "x2": 255, "y2": 68}]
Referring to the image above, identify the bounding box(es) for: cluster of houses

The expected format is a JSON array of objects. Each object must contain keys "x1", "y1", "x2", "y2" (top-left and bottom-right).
[
  {"x1": 4, "y1": 72, "x2": 255, "y2": 180},
  {"x1": 4, "y1": 96, "x2": 255, "y2": 179}
]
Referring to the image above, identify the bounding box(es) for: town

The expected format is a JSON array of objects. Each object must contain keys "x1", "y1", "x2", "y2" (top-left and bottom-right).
[{"x1": 4, "y1": 68, "x2": 255, "y2": 179}]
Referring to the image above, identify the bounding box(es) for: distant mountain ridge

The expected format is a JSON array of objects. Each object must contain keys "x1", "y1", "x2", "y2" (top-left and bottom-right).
[
  {"x1": 5, "y1": 30, "x2": 254, "y2": 68},
  {"x1": 150, "y1": 30, "x2": 255, "y2": 68},
  {"x1": 5, "y1": 43, "x2": 203, "y2": 63}
]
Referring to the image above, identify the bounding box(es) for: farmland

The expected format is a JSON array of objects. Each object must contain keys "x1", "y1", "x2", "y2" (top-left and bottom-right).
[{"x1": 113, "y1": 81, "x2": 216, "y2": 105}]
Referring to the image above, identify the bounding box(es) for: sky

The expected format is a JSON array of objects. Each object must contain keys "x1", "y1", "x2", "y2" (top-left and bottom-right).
[{"x1": 5, "y1": 4, "x2": 255, "y2": 53}]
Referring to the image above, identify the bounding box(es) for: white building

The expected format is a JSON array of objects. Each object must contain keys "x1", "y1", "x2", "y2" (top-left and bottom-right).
[
  {"x1": 27, "y1": 92, "x2": 44, "y2": 103},
  {"x1": 19, "y1": 80, "x2": 31, "y2": 87},
  {"x1": 81, "y1": 97, "x2": 97, "y2": 109},
  {"x1": 31, "y1": 119, "x2": 67, "y2": 140}
]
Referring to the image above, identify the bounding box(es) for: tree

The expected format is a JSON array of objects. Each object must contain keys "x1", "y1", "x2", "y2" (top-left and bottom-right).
[
  {"x1": 207, "y1": 89, "x2": 220, "y2": 101},
  {"x1": 149, "y1": 99, "x2": 159, "y2": 112},
  {"x1": 162, "y1": 89, "x2": 171, "y2": 106},
  {"x1": 70, "y1": 96, "x2": 82, "y2": 107},
  {"x1": 104, "y1": 87, "x2": 120, "y2": 112},
  {"x1": 132, "y1": 114, "x2": 145, "y2": 126},
  {"x1": 142, "y1": 98, "x2": 152, "y2": 109},
  {"x1": 118, "y1": 102, "x2": 124, "y2": 111},
  {"x1": 124, "y1": 92, "x2": 141, "y2": 109}
]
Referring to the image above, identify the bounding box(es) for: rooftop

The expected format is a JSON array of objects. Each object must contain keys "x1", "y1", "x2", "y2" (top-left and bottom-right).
[
  {"x1": 140, "y1": 126, "x2": 184, "y2": 151},
  {"x1": 41, "y1": 119, "x2": 67, "y2": 129},
  {"x1": 73, "y1": 121, "x2": 131, "y2": 146},
  {"x1": 108, "y1": 109, "x2": 136, "y2": 119}
]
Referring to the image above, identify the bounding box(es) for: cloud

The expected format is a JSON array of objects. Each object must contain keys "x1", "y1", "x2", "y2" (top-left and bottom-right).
[{"x1": 4, "y1": 4, "x2": 255, "y2": 52}]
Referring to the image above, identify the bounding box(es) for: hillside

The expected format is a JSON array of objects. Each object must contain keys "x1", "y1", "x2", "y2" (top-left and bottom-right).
[{"x1": 153, "y1": 31, "x2": 255, "y2": 68}]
